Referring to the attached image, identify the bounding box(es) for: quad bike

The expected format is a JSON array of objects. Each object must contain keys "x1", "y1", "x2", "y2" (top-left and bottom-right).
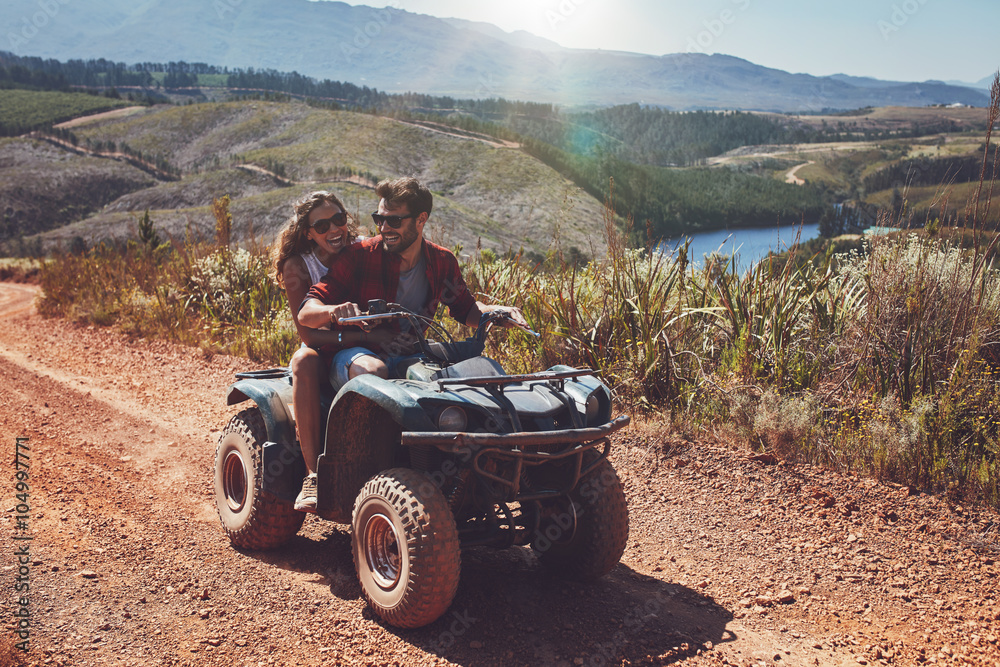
[{"x1": 213, "y1": 300, "x2": 630, "y2": 628}]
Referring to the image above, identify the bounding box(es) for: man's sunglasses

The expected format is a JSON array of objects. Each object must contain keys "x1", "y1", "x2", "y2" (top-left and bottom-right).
[
  {"x1": 371, "y1": 212, "x2": 414, "y2": 229},
  {"x1": 310, "y1": 212, "x2": 348, "y2": 234}
]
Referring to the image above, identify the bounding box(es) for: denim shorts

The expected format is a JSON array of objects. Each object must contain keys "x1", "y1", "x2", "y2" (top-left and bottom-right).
[
  {"x1": 330, "y1": 347, "x2": 424, "y2": 388},
  {"x1": 330, "y1": 346, "x2": 380, "y2": 389}
]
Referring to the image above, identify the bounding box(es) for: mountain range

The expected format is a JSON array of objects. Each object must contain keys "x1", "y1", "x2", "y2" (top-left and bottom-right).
[{"x1": 1, "y1": 0, "x2": 991, "y2": 111}]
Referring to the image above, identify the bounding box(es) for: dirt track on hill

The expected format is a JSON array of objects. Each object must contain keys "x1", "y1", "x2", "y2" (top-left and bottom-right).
[
  {"x1": 784, "y1": 162, "x2": 815, "y2": 186},
  {"x1": 52, "y1": 107, "x2": 147, "y2": 129},
  {"x1": 1, "y1": 281, "x2": 999, "y2": 667}
]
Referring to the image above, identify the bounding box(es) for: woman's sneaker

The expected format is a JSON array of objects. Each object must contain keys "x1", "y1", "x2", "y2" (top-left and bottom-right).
[{"x1": 294, "y1": 473, "x2": 318, "y2": 512}]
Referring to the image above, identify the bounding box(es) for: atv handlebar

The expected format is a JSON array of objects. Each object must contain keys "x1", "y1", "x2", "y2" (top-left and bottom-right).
[
  {"x1": 337, "y1": 311, "x2": 409, "y2": 327},
  {"x1": 336, "y1": 302, "x2": 537, "y2": 365},
  {"x1": 475, "y1": 308, "x2": 539, "y2": 340},
  {"x1": 338, "y1": 303, "x2": 538, "y2": 338}
]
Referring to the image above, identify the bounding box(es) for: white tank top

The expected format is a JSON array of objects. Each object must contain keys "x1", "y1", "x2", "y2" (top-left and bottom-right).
[
  {"x1": 300, "y1": 251, "x2": 328, "y2": 285},
  {"x1": 298, "y1": 252, "x2": 330, "y2": 349}
]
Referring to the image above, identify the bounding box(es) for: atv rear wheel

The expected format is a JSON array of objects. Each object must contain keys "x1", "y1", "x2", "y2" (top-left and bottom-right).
[
  {"x1": 214, "y1": 408, "x2": 305, "y2": 550},
  {"x1": 352, "y1": 468, "x2": 461, "y2": 628},
  {"x1": 533, "y1": 459, "x2": 629, "y2": 581}
]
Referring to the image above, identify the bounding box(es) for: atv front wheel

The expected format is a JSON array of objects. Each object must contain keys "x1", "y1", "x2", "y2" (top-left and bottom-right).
[
  {"x1": 533, "y1": 459, "x2": 629, "y2": 581},
  {"x1": 214, "y1": 408, "x2": 305, "y2": 550},
  {"x1": 352, "y1": 468, "x2": 461, "y2": 628}
]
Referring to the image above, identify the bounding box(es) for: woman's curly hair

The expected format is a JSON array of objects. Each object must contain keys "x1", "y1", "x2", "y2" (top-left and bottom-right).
[{"x1": 271, "y1": 190, "x2": 356, "y2": 287}]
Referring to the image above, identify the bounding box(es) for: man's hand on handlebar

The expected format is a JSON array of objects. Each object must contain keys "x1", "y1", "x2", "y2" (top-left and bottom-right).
[
  {"x1": 478, "y1": 304, "x2": 529, "y2": 330},
  {"x1": 335, "y1": 307, "x2": 420, "y2": 355},
  {"x1": 329, "y1": 302, "x2": 362, "y2": 326}
]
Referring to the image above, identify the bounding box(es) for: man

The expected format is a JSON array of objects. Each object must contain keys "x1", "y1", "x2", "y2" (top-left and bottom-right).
[{"x1": 293, "y1": 177, "x2": 526, "y2": 511}]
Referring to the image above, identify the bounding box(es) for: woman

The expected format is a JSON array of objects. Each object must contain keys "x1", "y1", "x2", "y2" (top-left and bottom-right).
[
  {"x1": 272, "y1": 190, "x2": 360, "y2": 512},
  {"x1": 272, "y1": 190, "x2": 357, "y2": 324}
]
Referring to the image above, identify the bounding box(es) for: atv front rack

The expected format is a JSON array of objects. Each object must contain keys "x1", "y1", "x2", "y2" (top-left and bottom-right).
[
  {"x1": 401, "y1": 415, "x2": 630, "y2": 501},
  {"x1": 401, "y1": 414, "x2": 629, "y2": 449},
  {"x1": 434, "y1": 368, "x2": 595, "y2": 391}
]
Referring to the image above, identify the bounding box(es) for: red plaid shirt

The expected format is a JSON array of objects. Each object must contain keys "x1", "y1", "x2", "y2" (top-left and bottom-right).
[{"x1": 304, "y1": 235, "x2": 476, "y2": 345}]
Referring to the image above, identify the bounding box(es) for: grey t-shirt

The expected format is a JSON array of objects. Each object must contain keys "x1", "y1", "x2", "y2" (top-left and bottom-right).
[{"x1": 396, "y1": 253, "x2": 429, "y2": 331}]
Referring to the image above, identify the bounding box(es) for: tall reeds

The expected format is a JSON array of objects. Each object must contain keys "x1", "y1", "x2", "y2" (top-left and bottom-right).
[{"x1": 463, "y1": 187, "x2": 691, "y2": 411}]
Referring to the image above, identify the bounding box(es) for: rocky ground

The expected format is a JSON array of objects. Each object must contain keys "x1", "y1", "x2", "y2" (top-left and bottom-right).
[{"x1": 0, "y1": 281, "x2": 998, "y2": 667}]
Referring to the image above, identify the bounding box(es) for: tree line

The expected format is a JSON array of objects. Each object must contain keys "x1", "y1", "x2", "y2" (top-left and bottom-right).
[
  {"x1": 0, "y1": 51, "x2": 232, "y2": 89},
  {"x1": 862, "y1": 145, "x2": 999, "y2": 193}
]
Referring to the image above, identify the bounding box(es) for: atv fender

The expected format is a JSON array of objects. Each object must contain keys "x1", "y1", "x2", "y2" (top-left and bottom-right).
[
  {"x1": 226, "y1": 376, "x2": 305, "y2": 502},
  {"x1": 548, "y1": 364, "x2": 613, "y2": 424},
  {"x1": 226, "y1": 376, "x2": 297, "y2": 446},
  {"x1": 333, "y1": 374, "x2": 437, "y2": 432},
  {"x1": 315, "y1": 375, "x2": 435, "y2": 522}
]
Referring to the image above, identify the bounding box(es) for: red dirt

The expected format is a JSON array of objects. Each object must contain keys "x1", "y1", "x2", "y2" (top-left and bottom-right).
[{"x1": 0, "y1": 282, "x2": 997, "y2": 666}]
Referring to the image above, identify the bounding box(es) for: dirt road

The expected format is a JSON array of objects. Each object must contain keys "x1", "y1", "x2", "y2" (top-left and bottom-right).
[
  {"x1": 1, "y1": 282, "x2": 998, "y2": 667},
  {"x1": 785, "y1": 162, "x2": 815, "y2": 186}
]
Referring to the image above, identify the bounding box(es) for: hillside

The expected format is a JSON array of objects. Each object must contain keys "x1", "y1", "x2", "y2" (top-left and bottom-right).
[
  {"x1": 0, "y1": 136, "x2": 155, "y2": 241},
  {"x1": 0, "y1": 89, "x2": 131, "y2": 135},
  {"x1": 768, "y1": 105, "x2": 990, "y2": 134},
  {"x1": 0, "y1": 0, "x2": 989, "y2": 111},
  {"x1": 11, "y1": 101, "x2": 609, "y2": 257},
  {"x1": 704, "y1": 120, "x2": 1000, "y2": 230}
]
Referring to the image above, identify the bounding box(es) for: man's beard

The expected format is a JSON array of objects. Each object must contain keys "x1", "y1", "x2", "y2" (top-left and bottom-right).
[{"x1": 382, "y1": 220, "x2": 419, "y2": 254}]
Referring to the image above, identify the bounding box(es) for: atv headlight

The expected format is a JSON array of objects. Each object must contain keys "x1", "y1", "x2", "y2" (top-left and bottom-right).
[
  {"x1": 585, "y1": 394, "x2": 600, "y2": 422},
  {"x1": 437, "y1": 406, "x2": 467, "y2": 432}
]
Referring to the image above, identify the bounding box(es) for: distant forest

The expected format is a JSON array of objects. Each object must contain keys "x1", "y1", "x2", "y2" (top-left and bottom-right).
[{"x1": 0, "y1": 51, "x2": 835, "y2": 240}]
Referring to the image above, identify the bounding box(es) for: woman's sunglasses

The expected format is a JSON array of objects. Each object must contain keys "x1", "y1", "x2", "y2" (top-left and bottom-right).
[
  {"x1": 371, "y1": 212, "x2": 414, "y2": 229},
  {"x1": 310, "y1": 212, "x2": 348, "y2": 234}
]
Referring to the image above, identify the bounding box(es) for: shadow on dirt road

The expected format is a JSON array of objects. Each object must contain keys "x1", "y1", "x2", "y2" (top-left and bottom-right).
[{"x1": 244, "y1": 528, "x2": 733, "y2": 666}]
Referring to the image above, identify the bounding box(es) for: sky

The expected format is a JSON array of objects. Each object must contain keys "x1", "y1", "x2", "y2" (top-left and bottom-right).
[{"x1": 320, "y1": 0, "x2": 999, "y2": 84}]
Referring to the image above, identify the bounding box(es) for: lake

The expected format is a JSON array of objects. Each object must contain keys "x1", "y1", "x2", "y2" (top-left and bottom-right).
[{"x1": 660, "y1": 222, "x2": 821, "y2": 274}]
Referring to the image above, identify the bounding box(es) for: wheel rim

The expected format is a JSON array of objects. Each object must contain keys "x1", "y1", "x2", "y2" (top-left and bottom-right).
[
  {"x1": 542, "y1": 498, "x2": 578, "y2": 546},
  {"x1": 363, "y1": 512, "x2": 402, "y2": 590},
  {"x1": 221, "y1": 449, "x2": 248, "y2": 512}
]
